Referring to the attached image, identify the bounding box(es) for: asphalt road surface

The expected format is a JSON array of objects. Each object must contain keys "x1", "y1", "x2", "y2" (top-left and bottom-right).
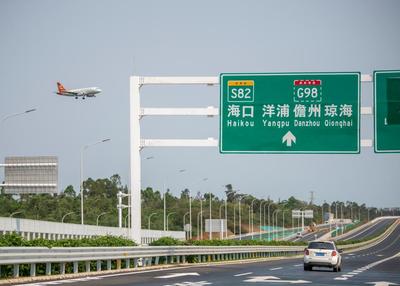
[
  {"x1": 16, "y1": 221, "x2": 400, "y2": 286},
  {"x1": 339, "y1": 218, "x2": 396, "y2": 241}
]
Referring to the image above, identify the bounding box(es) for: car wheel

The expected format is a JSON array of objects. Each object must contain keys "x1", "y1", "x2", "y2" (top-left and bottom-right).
[{"x1": 333, "y1": 266, "x2": 338, "y2": 272}]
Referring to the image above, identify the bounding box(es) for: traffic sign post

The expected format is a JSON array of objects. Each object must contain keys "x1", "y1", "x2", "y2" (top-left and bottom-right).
[
  {"x1": 220, "y1": 73, "x2": 360, "y2": 153},
  {"x1": 374, "y1": 70, "x2": 400, "y2": 153}
]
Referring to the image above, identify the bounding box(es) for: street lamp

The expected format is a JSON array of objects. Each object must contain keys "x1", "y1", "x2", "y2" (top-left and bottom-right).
[
  {"x1": 80, "y1": 138, "x2": 111, "y2": 225},
  {"x1": 96, "y1": 212, "x2": 108, "y2": 226},
  {"x1": 250, "y1": 199, "x2": 257, "y2": 239},
  {"x1": 61, "y1": 211, "x2": 74, "y2": 223},
  {"x1": 272, "y1": 209, "x2": 280, "y2": 241},
  {"x1": 9, "y1": 211, "x2": 23, "y2": 218},
  {"x1": 187, "y1": 177, "x2": 207, "y2": 240},
  {"x1": 166, "y1": 212, "x2": 176, "y2": 231},
  {"x1": 183, "y1": 211, "x2": 190, "y2": 240},
  {"x1": 237, "y1": 194, "x2": 244, "y2": 240},
  {"x1": 148, "y1": 212, "x2": 158, "y2": 229},
  {"x1": 266, "y1": 202, "x2": 274, "y2": 241},
  {"x1": 1, "y1": 108, "x2": 37, "y2": 123},
  {"x1": 209, "y1": 191, "x2": 212, "y2": 240},
  {"x1": 197, "y1": 210, "x2": 204, "y2": 239}
]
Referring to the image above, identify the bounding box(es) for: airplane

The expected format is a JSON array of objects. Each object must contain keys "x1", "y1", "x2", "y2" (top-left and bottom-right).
[{"x1": 55, "y1": 82, "x2": 101, "y2": 99}]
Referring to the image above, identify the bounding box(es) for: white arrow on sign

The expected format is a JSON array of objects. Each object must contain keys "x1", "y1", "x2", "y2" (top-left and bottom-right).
[
  {"x1": 282, "y1": 131, "x2": 296, "y2": 147},
  {"x1": 244, "y1": 276, "x2": 311, "y2": 284},
  {"x1": 156, "y1": 272, "x2": 200, "y2": 279},
  {"x1": 365, "y1": 282, "x2": 399, "y2": 286}
]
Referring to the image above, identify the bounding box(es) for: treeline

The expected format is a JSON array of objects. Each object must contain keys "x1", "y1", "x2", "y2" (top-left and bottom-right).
[{"x1": 0, "y1": 175, "x2": 385, "y2": 235}]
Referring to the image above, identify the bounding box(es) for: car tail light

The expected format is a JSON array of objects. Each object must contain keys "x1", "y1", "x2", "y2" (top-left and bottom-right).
[
  {"x1": 305, "y1": 249, "x2": 309, "y2": 255},
  {"x1": 331, "y1": 251, "x2": 337, "y2": 257}
]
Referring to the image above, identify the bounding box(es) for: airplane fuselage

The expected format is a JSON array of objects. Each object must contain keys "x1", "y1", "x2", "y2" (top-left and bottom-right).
[{"x1": 56, "y1": 83, "x2": 102, "y2": 99}]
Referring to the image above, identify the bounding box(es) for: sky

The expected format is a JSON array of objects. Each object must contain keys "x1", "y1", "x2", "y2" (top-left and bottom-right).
[{"x1": 0, "y1": 0, "x2": 399, "y2": 208}]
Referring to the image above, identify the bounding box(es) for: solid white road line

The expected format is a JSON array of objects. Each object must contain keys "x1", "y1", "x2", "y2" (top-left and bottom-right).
[{"x1": 269, "y1": 267, "x2": 283, "y2": 271}]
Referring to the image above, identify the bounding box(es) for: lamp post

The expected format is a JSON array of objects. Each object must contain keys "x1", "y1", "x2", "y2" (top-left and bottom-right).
[
  {"x1": 197, "y1": 211, "x2": 203, "y2": 239},
  {"x1": 282, "y1": 210, "x2": 289, "y2": 240},
  {"x1": 61, "y1": 212, "x2": 74, "y2": 223},
  {"x1": 148, "y1": 212, "x2": 158, "y2": 229},
  {"x1": 9, "y1": 211, "x2": 23, "y2": 218},
  {"x1": 272, "y1": 209, "x2": 280, "y2": 241},
  {"x1": 209, "y1": 191, "x2": 212, "y2": 240},
  {"x1": 166, "y1": 212, "x2": 176, "y2": 231},
  {"x1": 183, "y1": 211, "x2": 190, "y2": 239},
  {"x1": 238, "y1": 195, "x2": 244, "y2": 240},
  {"x1": 250, "y1": 199, "x2": 257, "y2": 239},
  {"x1": 96, "y1": 212, "x2": 108, "y2": 226},
  {"x1": 267, "y1": 202, "x2": 273, "y2": 241},
  {"x1": 80, "y1": 138, "x2": 111, "y2": 225},
  {"x1": 1, "y1": 108, "x2": 37, "y2": 124}
]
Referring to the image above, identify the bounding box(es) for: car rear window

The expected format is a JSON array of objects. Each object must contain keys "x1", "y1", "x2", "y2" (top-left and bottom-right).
[{"x1": 308, "y1": 242, "x2": 335, "y2": 250}]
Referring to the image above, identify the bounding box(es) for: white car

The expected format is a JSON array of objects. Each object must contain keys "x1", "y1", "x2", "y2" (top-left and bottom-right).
[
  {"x1": 296, "y1": 232, "x2": 303, "y2": 238},
  {"x1": 303, "y1": 241, "x2": 342, "y2": 272}
]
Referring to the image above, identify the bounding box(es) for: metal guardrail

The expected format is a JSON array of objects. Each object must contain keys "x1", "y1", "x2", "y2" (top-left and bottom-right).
[
  {"x1": 0, "y1": 245, "x2": 304, "y2": 279},
  {"x1": 0, "y1": 220, "x2": 398, "y2": 280}
]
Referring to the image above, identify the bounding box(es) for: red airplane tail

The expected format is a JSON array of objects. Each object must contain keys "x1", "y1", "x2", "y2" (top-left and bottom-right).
[{"x1": 57, "y1": 82, "x2": 66, "y2": 93}]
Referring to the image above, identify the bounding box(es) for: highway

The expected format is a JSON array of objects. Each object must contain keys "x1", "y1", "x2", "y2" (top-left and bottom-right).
[
  {"x1": 338, "y1": 218, "x2": 396, "y2": 241},
  {"x1": 16, "y1": 220, "x2": 400, "y2": 286}
]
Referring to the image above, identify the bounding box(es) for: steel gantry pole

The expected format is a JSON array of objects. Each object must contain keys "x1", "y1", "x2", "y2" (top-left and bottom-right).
[{"x1": 130, "y1": 76, "x2": 142, "y2": 243}]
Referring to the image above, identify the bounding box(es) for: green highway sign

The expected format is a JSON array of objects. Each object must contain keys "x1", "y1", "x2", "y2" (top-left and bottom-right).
[
  {"x1": 374, "y1": 70, "x2": 400, "y2": 153},
  {"x1": 219, "y1": 73, "x2": 360, "y2": 154}
]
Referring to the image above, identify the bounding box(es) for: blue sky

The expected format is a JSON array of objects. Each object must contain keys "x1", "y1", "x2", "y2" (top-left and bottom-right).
[{"x1": 0, "y1": 0, "x2": 399, "y2": 207}]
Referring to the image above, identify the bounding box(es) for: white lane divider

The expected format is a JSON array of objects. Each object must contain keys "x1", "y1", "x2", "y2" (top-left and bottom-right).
[
  {"x1": 334, "y1": 251, "x2": 400, "y2": 282},
  {"x1": 17, "y1": 277, "x2": 101, "y2": 286},
  {"x1": 244, "y1": 276, "x2": 311, "y2": 284},
  {"x1": 157, "y1": 273, "x2": 200, "y2": 279},
  {"x1": 293, "y1": 264, "x2": 303, "y2": 267},
  {"x1": 234, "y1": 272, "x2": 253, "y2": 277},
  {"x1": 269, "y1": 267, "x2": 283, "y2": 271},
  {"x1": 164, "y1": 281, "x2": 212, "y2": 286}
]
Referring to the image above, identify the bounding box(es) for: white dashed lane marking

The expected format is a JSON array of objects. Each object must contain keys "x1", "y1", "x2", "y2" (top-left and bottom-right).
[
  {"x1": 269, "y1": 267, "x2": 283, "y2": 271},
  {"x1": 234, "y1": 272, "x2": 253, "y2": 277}
]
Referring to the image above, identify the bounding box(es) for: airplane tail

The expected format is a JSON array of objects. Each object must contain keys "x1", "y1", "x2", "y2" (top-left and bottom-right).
[{"x1": 57, "y1": 82, "x2": 66, "y2": 93}]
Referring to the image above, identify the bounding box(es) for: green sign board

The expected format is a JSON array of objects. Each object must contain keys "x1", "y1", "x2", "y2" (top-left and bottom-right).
[
  {"x1": 374, "y1": 70, "x2": 400, "y2": 153},
  {"x1": 220, "y1": 73, "x2": 360, "y2": 153}
]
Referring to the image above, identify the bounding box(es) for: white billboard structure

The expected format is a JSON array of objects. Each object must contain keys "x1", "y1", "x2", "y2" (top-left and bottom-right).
[
  {"x1": 0, "y1": 156, "x2": 58, "y2": 194},
  {"x1": 205, "y1": 219, "x2": 227, "y2": 239},
  {"x1": 292, "y1": 209, "x2": 314, "y2": 231}
]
